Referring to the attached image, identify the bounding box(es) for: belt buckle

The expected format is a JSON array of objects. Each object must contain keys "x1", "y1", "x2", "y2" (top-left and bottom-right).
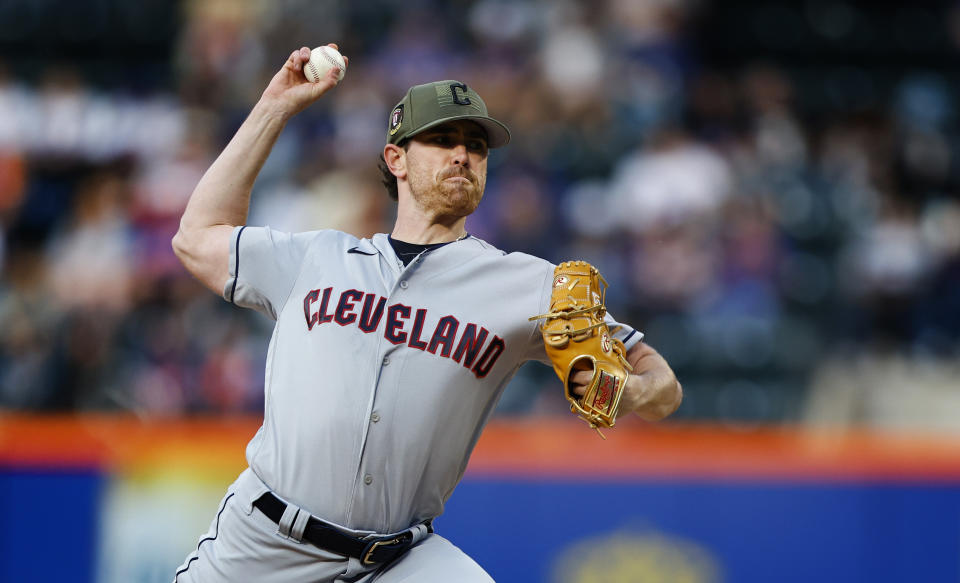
[{"x1": 362, "y1": 537, "x2": 402, "y2": 565}]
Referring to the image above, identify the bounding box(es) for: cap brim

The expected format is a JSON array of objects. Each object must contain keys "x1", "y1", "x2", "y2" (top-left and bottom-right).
[{"x1": 406, "y1": 115, "x2": 511, "y2": 149}]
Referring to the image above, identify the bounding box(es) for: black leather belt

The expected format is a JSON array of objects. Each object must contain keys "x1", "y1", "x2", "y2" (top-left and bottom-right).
[{"x1": 253, "y1": 492, "x2": 432, "y2": 565}]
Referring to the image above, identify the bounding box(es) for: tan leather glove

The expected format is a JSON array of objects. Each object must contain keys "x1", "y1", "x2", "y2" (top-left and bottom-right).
[{"x1": 530, "y1": 261, "x2": 632, "y2": 437}]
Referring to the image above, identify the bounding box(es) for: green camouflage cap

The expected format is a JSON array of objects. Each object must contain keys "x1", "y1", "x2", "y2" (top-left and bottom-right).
[{"x1": 386, "y1": 80, "x2": 511, "y2": 148}]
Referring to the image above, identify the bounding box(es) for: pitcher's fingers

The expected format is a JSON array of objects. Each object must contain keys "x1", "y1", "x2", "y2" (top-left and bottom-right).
[
  {"x1": 285, "y1": 47, "x2": 310, "y2": 72},
  {"x1": 284, "y1": 50, "x2": 299, "y2": 72},
  {"x1": 569, "y1": 371, "x2": 593, "y2": 396}
]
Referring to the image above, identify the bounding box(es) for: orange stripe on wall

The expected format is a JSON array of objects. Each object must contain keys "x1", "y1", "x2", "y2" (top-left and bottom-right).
[
  {"x1": 2, "y1": 414, "x2": 960, "y2": 481},
  {"x1": 0, "y1": 414, "x2": 254, "y2": 475},
  {"x1": 468, "y1": 418, "x2": 960, "y2": 481}
]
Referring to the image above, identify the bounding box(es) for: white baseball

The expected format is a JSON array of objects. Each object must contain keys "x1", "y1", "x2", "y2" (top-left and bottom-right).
[{"x1": 304, "y1": 46, "x2": 346, "y2": 83}]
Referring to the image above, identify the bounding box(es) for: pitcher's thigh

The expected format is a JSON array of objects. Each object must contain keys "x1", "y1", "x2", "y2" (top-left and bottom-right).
[
  {"x1": 371, "y1": 534, "x2": 494, "y2": 583},
  {"x1": 173, "y1": 492, "x2": 347, "y2": 583}
]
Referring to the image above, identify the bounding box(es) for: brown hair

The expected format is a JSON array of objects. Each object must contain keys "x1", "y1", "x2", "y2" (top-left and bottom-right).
[{"x1": 378, "y1": 140, "x2": 409, "y2": 202}]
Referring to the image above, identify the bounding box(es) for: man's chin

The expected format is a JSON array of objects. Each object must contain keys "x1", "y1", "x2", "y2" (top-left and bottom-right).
[
  {"x1": 439, "y1": 189, "x2": 482, "y2": 216},
  {"x1": 441, "y1": 183, "x2": 479, "y2": 201}
]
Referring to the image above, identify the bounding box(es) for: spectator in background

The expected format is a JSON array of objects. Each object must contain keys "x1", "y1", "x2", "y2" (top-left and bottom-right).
[{"x1": 1, "y1": 0, "x2": 960, "y2": 427}]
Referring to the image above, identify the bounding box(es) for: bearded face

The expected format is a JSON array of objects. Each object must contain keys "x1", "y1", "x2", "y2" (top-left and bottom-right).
[
  {"x1": 405, "y1": 152, "x2": 486, "y2": 218},
  {"x1": 402, "y1": 121, "x2": 489, "y2": 220}
]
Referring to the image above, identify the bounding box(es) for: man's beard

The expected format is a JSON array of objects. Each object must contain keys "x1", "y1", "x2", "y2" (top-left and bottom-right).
[{"x1": 407, "y1": 163, "x2": 485, "y2": 219}]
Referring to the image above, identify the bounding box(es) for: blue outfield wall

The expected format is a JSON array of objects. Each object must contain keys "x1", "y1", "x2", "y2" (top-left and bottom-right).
[
  {"x1": 0, "y1": 469, "x2": 103, "y2": 583},
  {"x1": 4, "y1": 470, "x2": 960, "y2": 583},
  {"x1": 439, "y1": 478, "x2": 960, "y2": 583},
  {"x1": 3, "y1": 416, "x2": 960, "y2": 583}
]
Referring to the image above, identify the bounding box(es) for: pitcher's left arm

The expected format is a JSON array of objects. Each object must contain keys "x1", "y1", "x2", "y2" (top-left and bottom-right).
[{"x1": 570, "y1": 341, "x2": 682, "y2": 421}]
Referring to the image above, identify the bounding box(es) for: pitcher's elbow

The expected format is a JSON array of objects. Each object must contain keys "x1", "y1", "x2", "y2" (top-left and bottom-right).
[
  {"x1": 171, "y1": 228, "x2": 191, "y2": 263},
  {"x1": 666, "y1": 380, "x2": 683, "y2": 417},
  {"x1": 648, "y1": 379, "x2": 683, "y2": 421}
]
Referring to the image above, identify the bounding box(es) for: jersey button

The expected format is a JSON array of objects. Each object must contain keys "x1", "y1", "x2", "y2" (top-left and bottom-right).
[
  {"x1": 371, "y1": 412, "x2": 381, "y2": 423},
  {"x1": 399, "y1": 280, "x2": 409, "y2": 289},
  {"x1": 382, "y1": 356, "x2": 390, "y2": 366},
  {"x1": 363, "y1": 474, "x2": 373, "y2": 485}
]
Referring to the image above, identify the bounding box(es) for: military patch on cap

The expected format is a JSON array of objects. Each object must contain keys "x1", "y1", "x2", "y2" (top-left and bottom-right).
[{"x1": 389, "y1": 104, "x2": 404, "y2": 135}]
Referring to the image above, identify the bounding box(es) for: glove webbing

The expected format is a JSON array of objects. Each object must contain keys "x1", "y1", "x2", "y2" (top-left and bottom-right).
[
  {"x1": 530, "y1": 290, "x2": 632, "y2": 371},
  {"x1": 528, "y1": 273, "x2": 609, "y2": 323}
]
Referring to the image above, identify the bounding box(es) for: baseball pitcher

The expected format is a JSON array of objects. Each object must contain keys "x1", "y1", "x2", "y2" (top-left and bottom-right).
[{"x1": 171, "y1": 45, "x2": 682, "y2": 582}]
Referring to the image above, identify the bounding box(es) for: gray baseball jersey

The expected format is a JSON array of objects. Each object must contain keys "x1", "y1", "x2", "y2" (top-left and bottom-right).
[{"x1": 224, "y1": 226, "x2": 643, "y2": 534}]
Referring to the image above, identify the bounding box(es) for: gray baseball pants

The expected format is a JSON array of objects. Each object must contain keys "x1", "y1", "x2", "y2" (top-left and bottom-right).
[{"x1": 172, "y1": 469, "x2": 494, "y2": 582}]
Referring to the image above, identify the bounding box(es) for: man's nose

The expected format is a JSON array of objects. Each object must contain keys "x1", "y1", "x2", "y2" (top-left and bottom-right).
[{"x1": 450, "y1": 142, "x2": 469, "y2": 165}]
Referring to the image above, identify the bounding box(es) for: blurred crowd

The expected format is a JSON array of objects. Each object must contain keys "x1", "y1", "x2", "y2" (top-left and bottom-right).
[{"x1": 1, "y1": 0, "x2": 959, "y2": 424}]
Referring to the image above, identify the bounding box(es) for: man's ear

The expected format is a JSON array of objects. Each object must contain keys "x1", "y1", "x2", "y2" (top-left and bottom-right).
[{"x1": 383, "y1": 144, "x2": 407, "y2": 180}]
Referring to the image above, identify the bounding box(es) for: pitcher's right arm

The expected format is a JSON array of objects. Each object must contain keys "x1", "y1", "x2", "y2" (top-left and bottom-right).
[{"x1": 172, "y1": 45, "x2": 347, "y2": 295}]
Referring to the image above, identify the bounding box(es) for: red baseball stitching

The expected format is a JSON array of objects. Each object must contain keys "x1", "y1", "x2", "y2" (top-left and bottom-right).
[
  {"x1": 306, "y1": 61, "x2": 320, "y2": 82},
  {"x1": 317, "y1": 48, "x2": 343, "y2": 79}
]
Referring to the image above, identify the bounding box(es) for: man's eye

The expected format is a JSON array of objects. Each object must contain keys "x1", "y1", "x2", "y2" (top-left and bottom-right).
[
  {"x1": 433, "y1": 136, "x2": 449, "y2": 144},
  {"x1": 468, "y1": 141, "x2": 486, "y2": 151}
]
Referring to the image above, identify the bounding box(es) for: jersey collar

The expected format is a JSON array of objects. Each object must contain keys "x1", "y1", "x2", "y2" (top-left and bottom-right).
[{"x1": 348, "y1": 233, "x2": 482, "y2": 275}]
